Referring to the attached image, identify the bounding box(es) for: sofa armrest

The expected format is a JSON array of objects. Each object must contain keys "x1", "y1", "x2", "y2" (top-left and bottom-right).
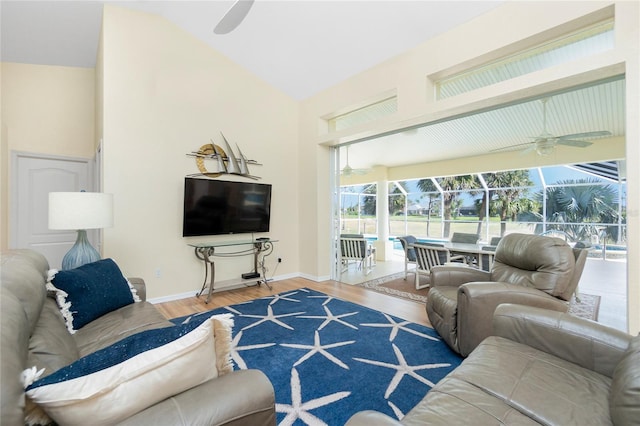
[
  {"x1": 457, "y1": 282, "x2": 567, "y2": 357},
  {"x1": 127, "y1": 277, "x2": 146, "y2": 302},
  {"x1": 345, "y1": 411, "x2": 403, "y2": 426},
  {"x1": 493, "y1": 304, "x2": 632, "y2": 378},
  {"x1": 116, "y1": 369, "x2": 275, "y2": 426},
  {"x1": 430, "y1": 265, "x2": 491, "y2": 287}
]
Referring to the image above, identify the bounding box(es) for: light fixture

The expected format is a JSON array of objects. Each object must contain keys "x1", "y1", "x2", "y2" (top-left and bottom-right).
[
  {"x1": 48, "y1": 192, "x2": 114, "y2": 270},
  {"x1": 535, "y1": 139, "x2": 556, "y2": 156}
]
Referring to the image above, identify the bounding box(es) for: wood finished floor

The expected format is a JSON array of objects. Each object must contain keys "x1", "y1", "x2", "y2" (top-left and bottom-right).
[{"x1": 155, "y1": 277, "x2": 431, "y2": 328}]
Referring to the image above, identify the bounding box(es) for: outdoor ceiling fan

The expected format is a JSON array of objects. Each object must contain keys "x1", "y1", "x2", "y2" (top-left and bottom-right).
[
  {"x1": 341, "y1": 146, "x2": 370, "y2": 176},
  {"x1": 214, "y1": 0, "x2": 255, "y2": 35},
  {"x1": 493, "y1": 98, "x2": 612, "y2": 156}
]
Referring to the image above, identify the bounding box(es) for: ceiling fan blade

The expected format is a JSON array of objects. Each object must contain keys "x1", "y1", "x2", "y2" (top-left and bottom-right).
[
  {"x1": 214, "y1": 0, "x2": 255, "y2": 35},
  {"x1": 557, "y1": 139, "x2": 593, "y2": 148},
  {"x1": 489, "y1": 141, "x2": 533, "y2": 153},
  {"x1": 557, "y1": 130, "x2": 611, "y2": 140}
]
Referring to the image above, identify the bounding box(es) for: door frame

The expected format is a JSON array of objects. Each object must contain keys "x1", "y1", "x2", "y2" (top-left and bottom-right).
[{"x1": 9, "y1": 150, "x2": 95, "y2": 249}]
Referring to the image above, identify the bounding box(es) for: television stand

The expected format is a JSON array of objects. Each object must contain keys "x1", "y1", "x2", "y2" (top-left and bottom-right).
[{"x1": 188, "y1": 239, "x2": 277, "y2": 303}]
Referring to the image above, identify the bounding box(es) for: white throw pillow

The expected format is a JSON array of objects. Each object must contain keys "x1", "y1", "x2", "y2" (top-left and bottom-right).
[{"x1": 25, "y1": 313, "x2": 233, "y2": 426}]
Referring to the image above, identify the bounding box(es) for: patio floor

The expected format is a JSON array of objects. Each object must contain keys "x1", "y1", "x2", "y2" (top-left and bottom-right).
[{"x1": 339, "y1": 251, "x2": 628, "y2": 332}]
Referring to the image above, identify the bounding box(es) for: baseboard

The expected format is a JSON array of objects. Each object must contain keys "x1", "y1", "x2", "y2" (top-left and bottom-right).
[
  {"x1": 147, "y1": 271, "x2": 319, "y2": 304},
  {"x1": 299, "y1": 272, "x2": 331, "y2": 282},
  {"x1": 148, "y1": 291, "x2": 197, "y2": 304}
]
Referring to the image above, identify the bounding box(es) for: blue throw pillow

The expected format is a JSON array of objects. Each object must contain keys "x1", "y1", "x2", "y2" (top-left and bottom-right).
[{"x1": 50, "y1": 258, "x2": 135, "y2": 332}]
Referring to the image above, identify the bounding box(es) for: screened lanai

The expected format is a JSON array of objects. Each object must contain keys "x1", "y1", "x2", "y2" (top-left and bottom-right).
[
  {"x1": 329, "y1": 20, "x2": 629, "y2": 333},
  {"x1": 340, "y1": 161, "x2": 627, "y2": 255},
  {"x1": 337, "y1": 161, "x2": 627, "y2": 332}
]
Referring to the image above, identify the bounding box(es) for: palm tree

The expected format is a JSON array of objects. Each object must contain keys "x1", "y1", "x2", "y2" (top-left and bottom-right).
[
  {"x1": 473, "y1": 171, "x2": 538, "y2": 236},
  {"x1": 435, "y1": 175, "x2": 479, "y2": 238},
  {"x1": 360, "y1": 184, "x2": 377, "y2": 216},
  {"x1": 543, "y1": 179, "x2": 620, "y2": 242},
  {"x1": 388, "y1": 182, "x2": 407, "y2": 215},
  {"x1": 416, "y1": 179, "x2": 439, "y2": 236}
]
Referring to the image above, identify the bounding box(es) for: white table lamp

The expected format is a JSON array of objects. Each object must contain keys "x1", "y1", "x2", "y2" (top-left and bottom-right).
[{"x1": 49, "y1": 192, "x2": 114, "y2": 270}]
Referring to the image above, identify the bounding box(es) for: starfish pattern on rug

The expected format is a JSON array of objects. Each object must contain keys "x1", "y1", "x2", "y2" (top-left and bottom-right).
[
  {"x1": 308, "y1": 295, "x2": 334, "y2": 306},
  {"x1": 276, "y1": 368, "x2": 351, "y2": 426},
  {"x1": 223, "y1": 305, "x2": 244, "y2": 315},
  {"x1": 354, "y1": 343, "x2": 452, "y2": 398},
  {"x1": 280, "y1": 330, "x2": 355, "y2": 369},
  {"x1": 361, "y1": 313, "x2": 440, "y2": 342},
  {"x1": 387, "y1": 400, "x2": 404, "y2": 421},
  {"x1": 169, "y1": 287, "x2": 463, "y2": 424},
  {"x1": 231, "y1": 330, "x2": 276, "y2": 369},
  {"x1": 298, "y1": 305, "x2": 359, "y2": 330},
  {"x1": 241, "y1": 305, "x2": 306, "y2": 331},
  {"x1": 265, "y1": 291, "x2": 303, "y2": 305}
]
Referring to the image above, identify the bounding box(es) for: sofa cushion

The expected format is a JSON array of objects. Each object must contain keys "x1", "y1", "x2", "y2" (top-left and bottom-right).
[
  {"x1": 439, "y1": 336, "x2": 612, "y2": 425},
  {"x1": 403, "y1": 377, "x2": 541, "y2": 425},
  {"x1": 1, "y1": 250, "x2": 49, "y2": 426},
  {"x1": 73, "y1": 300, "x2": 172, "y2": 356},
  {"x1": 25, "y1": 313, "x2": 234, "y2": 426},
  {"x1": 27, "y1": 299, "x2": 80, "y2": 375},
  {"x1": 1, "y1": 249, "x2": 48, "y2": 333},
  {"x1": 49, "y1": 258, "x2": 137, "y2": 332},
  {"x1": 25, "y1": 298, "x2": 81, "y2": 426},
  {"x1": 0, "y1": 288, "x2": 30, "y2": 426},
  {"x1": 610, "y1": 335, "x2": 640, "y2": 425}
]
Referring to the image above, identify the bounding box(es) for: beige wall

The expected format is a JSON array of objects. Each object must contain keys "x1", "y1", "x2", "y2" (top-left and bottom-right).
[
  {"x1": 300, "y1": 1, "x2": 639, "y2": 333},
  {"x1": 0, "y1": 63, "x2": 95, "y2": 250},
  {"x1": 99, "y1": 5, "x2": 300, "y2": 299}
]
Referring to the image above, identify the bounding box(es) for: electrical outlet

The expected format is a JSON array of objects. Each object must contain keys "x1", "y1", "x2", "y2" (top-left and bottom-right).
[
  {"x1": 277, "y1": 257, "x2": 282, "y2": 263},
  {"x1": 155, "y1": 269, "x2": 162, "y2": 278}
]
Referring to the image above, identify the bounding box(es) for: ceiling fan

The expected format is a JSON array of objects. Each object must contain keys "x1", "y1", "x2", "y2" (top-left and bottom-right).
[
  {"x1": 214, "y1": 0, "x2": 255, "y2": 35},
  {"x1": 341, "y1": 146, "x2": 370, "y2": 176},
  {"x1": 493, "y1": 98, "x2": 612, "y2": 156}
]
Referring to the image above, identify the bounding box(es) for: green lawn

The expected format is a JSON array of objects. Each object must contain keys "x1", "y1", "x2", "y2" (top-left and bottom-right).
[{"x1": 340, "y1": 215, "x2": 535, "y2": 240}]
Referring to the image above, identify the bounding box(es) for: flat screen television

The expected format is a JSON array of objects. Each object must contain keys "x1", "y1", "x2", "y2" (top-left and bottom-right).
[{"x1": 183, "y1": 178, "x2": 272, "y2": 237}]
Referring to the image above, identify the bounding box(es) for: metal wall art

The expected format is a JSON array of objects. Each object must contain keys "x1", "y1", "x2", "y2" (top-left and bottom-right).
[{"x1": 187, "y1": 132, "x2": 262, "y2": 179}]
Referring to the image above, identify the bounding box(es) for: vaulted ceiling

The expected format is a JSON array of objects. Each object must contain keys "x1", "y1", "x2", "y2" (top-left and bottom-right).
[{"x1": 0, "y1": 0, "x2": 503, "y2": 100}]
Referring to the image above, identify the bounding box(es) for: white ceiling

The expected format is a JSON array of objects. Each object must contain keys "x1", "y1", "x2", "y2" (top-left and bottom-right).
[{"x1": 0, "y1": 0, "x2": 504, "y2": 100}]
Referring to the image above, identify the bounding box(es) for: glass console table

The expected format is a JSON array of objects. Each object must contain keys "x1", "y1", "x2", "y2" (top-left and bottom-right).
[{"x1": 188, "y1": 238, "x2": 277, "y2": 303}]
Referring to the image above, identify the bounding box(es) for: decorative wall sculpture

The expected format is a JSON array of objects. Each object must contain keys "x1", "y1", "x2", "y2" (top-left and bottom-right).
[{"x1": 187, "y1": 132, "x2": 261, "y2": 179}]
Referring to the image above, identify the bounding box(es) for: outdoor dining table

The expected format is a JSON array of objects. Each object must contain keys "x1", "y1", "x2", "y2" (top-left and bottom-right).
[
  {"x1": 442, "y1": 241, "x2": 494, "y2": 254},
  {"x1": 419, "y1": 241, "x2": 496, "y2": 270}
]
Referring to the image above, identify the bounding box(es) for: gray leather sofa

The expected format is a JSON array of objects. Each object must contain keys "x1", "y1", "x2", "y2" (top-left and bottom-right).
[
  {"x1": 346, "y1": 304, "x2": 639, "y2": 425},
  {"x1": 1, "y1": 249, "x2": 276, "y2": 426}
]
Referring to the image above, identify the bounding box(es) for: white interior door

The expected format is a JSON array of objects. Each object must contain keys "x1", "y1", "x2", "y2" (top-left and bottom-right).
[{"x1": 11, "y1": 152, "x2": 95, "y2": 269}]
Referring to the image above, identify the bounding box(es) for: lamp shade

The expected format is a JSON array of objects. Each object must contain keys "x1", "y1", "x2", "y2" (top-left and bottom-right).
[{"x1": 49, "y1": 192, "x2": 114, "y2": 230}]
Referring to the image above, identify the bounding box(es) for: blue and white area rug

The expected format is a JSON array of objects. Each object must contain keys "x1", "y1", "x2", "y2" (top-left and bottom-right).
[{"x1": 172, "y1": 288, "x2": 462, "y2": 425}]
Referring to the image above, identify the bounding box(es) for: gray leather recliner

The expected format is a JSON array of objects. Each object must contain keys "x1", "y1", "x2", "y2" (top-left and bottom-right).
[{"x1": 426, "y1": 233, "x2": 588, "y2": 357}]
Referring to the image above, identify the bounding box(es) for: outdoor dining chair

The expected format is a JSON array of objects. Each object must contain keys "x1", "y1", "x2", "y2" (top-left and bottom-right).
[
  {"x1": 449, "y1": 232, "x2": 481, "y2": 264},
  {"x1": 413, "y1": 243, "x2": 451, "y2": 290},
  {"x1": 339, "y1": 234, "x2": 375, "y2": 275},
  {"x1": 398, "y1": 235, "x2": 417, "y2": 281}
]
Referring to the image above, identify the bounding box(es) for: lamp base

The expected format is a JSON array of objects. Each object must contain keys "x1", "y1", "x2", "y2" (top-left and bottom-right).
[{"x1": 62, "y1": 230, "x2": 101, "y2": 270}]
